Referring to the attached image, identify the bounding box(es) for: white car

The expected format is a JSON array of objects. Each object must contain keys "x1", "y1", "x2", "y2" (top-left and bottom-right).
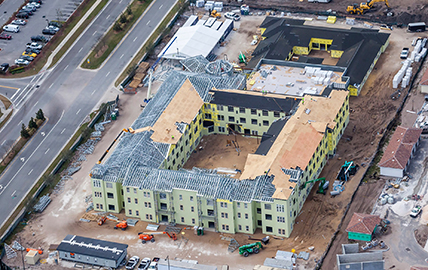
[
  {"x1": 224, "y1": 12, "x2": 240, "y2": 21},
  {"x1": 400, "y1": 48, "x2": 409, "y2": 59},
  {"x1": 11, "y1": 19, "x2": 27, "y2": 25},
  {"x1": 138, "y1": 258, "x2": 151, "y2": 270},
  {"x1": 26, "y1": 42, "x2": 42, "y2": 50},
  {"x1": 410, "y1": 205, "x2": 422, "y2": 218},
  {"x1": 15, "y1": 59, "x2": 30, "y2": 65},
  {"x1": 27, "y1": 2, "x2": 41, "y2": 8},
  {"x1": 125, "y1": 256, "x2": 140, "y2": 270},
  {"x1": 45, "y1": 25, "x2": 59, "y2": 32}
]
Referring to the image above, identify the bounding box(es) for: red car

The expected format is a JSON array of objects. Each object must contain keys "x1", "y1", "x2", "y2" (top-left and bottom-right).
[{"x1": 0, "y1": 33, "x2": 12, "y2": 40}]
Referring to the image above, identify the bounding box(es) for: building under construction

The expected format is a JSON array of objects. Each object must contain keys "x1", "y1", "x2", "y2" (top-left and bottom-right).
[{"x1": 90, "y1": 59, "x2": 349, "y2": 237}]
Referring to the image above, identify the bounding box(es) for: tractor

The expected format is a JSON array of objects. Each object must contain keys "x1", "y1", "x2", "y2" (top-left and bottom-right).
[{"x1": 239, "y1": 242, "x2": 263, "y2": 257}]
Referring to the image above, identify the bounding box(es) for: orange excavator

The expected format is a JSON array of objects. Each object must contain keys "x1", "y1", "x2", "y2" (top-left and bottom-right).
[
  {"x1": 98, "y1": 216, "x2": 128, "y2": 230},
  {"x1": 138, "y1": 232, "x2": 177, "y2": 244}
]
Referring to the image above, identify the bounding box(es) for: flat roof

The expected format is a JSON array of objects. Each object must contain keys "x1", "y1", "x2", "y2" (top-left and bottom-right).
[{"x1": 57, "y1": 235, "x2": 128, "y2": 261}]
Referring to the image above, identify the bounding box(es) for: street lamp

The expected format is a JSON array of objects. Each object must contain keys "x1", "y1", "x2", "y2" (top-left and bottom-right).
[{"x1": 165, "y1": 255, "x2": 170, "y2": 270}]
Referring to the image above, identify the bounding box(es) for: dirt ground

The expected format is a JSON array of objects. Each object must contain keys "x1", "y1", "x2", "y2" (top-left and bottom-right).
[
  {"x1": 219, "y1": 0, "x2": 428, "y2": 25},
  {"x1": 415, "y1": 226, "x2": 428, "y2": 248},
  {"x1": 183, "y1": 134, "x2": 259, "y2": 178},
  {"x1": 3, "y1": 11, "x2": 428, "y2": 270}
]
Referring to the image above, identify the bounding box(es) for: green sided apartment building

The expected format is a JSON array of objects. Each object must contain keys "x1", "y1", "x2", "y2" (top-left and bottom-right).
[{"x1": 90, "y1": 71, "x2": 349, "y2": 237}]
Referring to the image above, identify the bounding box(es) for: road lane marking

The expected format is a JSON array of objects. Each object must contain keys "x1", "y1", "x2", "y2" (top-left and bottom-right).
[
  {"x1": 119, "y1": 0, "x2": 122, "y2": 3},
  {"x1": 1, "y1": 140, "x2": 5, "y2": 146},
  {"x1": 105, "y1": 71, "x2": 110, "y2": 77},
  {"x1": 146, "y1": 20, "x2": 150, "y2": 25},
  {"x1": 106, "y1": 15, "x2": 110, "y2": 20},
  {"x1": 30, "y1": 77, "x2": 36, "y2": 83},
  {"x1": 91, "y1": 89, "x2": 96, "y2": 95},
  {"x1": 0, "y1": 84, "x2": 19, "y2": 90},
  {"x1": 0, "y1": 111, "x2": 65, "y2": 196},
  {"x1": 32, "y1": 101, "x2": 39, "y2": 109},
  {"x1": 45, "y1": 148, "x2": 49, "y2": 154},
  {"x1": 120, "y1": 54, "x2": 124, "y2": 59},
  {"x1": 28, "y1": 169, "x2": 33, "y2": 175},
  {"x1": 93, "y1": 30, "x2": 97, "y2": 36},
  {"x1": 10, "y1": 88, "x2": 21, "y2": 100},
  {"x1": 133, "y1": 36, "x2": 138, "y2": 42},
  {"x1": 49, "y1": 83, "x2": 54, "y2": 89},
  {"x1": 11, "y1": 190, "x2": 16, "y2": 197},
  {"x1": 61, "y1": 128, "x2": 66, "y2": 134},
  {"x1": 78, "y1": 47, "x2": 83, "y2": 53},
  {"x1": 64, "y1": 65, "x2": 69, "y2": 70},
  {"x1": 159, "y1": 4, "x2": 163, "y2": 9},
  {"x1": 76, "y1": 109, "x2": 81, "y2": 115},
  {"x1": 0, "y1": 185, "x2": 2, "y2": 190}
]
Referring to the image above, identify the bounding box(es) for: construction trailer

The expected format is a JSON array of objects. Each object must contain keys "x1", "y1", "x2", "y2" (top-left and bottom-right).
[
  {"x1": 408, "y1": 22, "x2": 426, "y2": 32},
  {"x1": 57, "y1": 235, "x2": 128, "y2": 268}
]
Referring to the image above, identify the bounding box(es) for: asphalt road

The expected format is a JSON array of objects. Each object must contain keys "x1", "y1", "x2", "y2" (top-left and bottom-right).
[
  {"x1": 0, "y1": 0, "x2": 177, "y2": 230},
  {"x1": 0, "y1": 0, "x2": 84, "y2": 65}
]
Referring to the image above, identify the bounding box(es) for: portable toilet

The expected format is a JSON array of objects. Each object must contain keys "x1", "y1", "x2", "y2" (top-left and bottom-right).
[{"x1": 240, "y1": 4, "x2": 249, "y2": 15}]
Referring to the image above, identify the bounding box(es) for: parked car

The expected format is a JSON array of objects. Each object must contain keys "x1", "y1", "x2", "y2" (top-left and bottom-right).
[
  {"x1": 31, "y1": 35, "x2": 48, "y2": 42},
  {"x1": 19, "y1": 9, "x2": 33, "y2": 16},
  {"x1": 15, "y1": 13, "x2": 29, "y2": 19},
  {"x1": 42, "y1": 28, "x2": 56, "y2": 35},
  {"x1": 0, "y1": 63, "x2": 9, "y2": 73},
  {"x1": 410, "y1": 205, "x2": 422, "y2": 218},
  {"x1": 3, "y1": 24, "x2": 20, "y2": 33},
  {"x1": 22, "y1": 6, "x2": 36, "y2": 12},
  {"x1": 22, "y1": 51, "x2": 37, "y2": 58},
  {"x1": 0, "y1": 33, "x2": 12, "y2": 40},
  {"x1": 138, "y1": 258, "x2": 151, "y2": 270},
  {"x1": 49, "y1": 21, "x2": 62, "y2": 28},
  {"x1": 29, "y1": 0, "x2": 42, "y2": 4},
  {"x1": 224, "y1": 12, "x2": 241, "y2": 21},
  {"x1": 12, "y1": 19, "x2": 27, "y2": 25},
  {"x1": 125, "y1": 256, "x2": 140, "y2": 270},
  {"x1": 148, "y1": 258, "x2": 160, "y2": 270},
  {"x1": 15, "y1": 59, "x2": 30, "y2": 65},
  {"x1": 27, "y1": 2, "x2": 41, "y2": 8},
  {"x1": 45, "y1": 25, "x2": 59, "y2": 32},
  {"x1": 400, "y1": 47, "x2": 410, "y2": 59},
  {"x1": 25, "y1": 48, "x2": 41, "y2": 54},
  {"x1": 26, "y1": 42, "x2": 43, "y2": 50},
  {"x1": 20, "y1": 55, "x2": 34, "y2": 61}
]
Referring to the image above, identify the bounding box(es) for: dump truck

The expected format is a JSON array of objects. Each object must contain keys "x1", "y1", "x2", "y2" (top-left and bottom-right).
[{"x1": 239, "y1": 242, "x2": 263, "y2": 257}]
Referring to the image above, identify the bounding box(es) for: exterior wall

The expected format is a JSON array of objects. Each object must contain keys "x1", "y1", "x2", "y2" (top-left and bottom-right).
[
  {"x1": 92, "y1": 180, "x2": 122, "y2": 214},
  {"x1": 421, "y1": 85, "x2": 428, "y2": 94},
  {"x1": 172, "y1": 189, "x2": 199, "y2": 226},
  {"x1": 217, "y1": 199, "x2": 235, "y2": 233},
  {"x1": 347, "y1": 231, "x2": 372, "y2": 241},
  {"x1": 331, "y1": 50, "x2": 344, "y2": 58},
  {"x1": 293, "y1": 46, "x2": 309, "y2": 55},
  {"x1": 379, "y1": 167, "x2": 403, "y2": 178},
  {"x1": 59, "y1": 250, "x2": 126, "y2": 268}
]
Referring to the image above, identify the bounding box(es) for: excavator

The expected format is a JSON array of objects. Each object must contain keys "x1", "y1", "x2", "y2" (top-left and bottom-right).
[
  {"x1": 299, "y1": 177, "x2": 328, "y2": 195},
  {"x1": 347, "y1": 0, "x2": 390, "y2": 14},
  {"x1": 138, "y1": 231, "x2": 177, "y2": 244},
  {"x1": 98, "y1": 216, "x2": 128, "y2": 230}
]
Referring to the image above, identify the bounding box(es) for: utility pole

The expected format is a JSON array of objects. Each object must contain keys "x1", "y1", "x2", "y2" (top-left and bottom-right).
[
  {"x1": 19, "y1": 236, "x2": 25, "y2": 270},
  {"x1": 166, "y1": 255, "x2": 170, "y2": 270}
]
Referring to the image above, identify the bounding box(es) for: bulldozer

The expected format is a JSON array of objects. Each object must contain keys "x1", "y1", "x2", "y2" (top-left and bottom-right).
[
  {"x1": 98, "y1": 216, "x2": 128, "y2": 230},
  {"x1": 210, "y1": 10, "x2": 221, "y2": 19},
  {"x1": 138, "y1": 231, "x2": 177, "y2": 244},
  {"x1": 239, "y1": 242, "x2": 263, "y2": 257},
  {"x1": 347, "y1": 0, "x2": 390, "y2": 14}
]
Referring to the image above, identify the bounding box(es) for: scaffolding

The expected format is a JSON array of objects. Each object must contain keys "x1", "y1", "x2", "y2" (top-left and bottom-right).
[{"x1": 180, "y1": 55, "x2": 209, "y2": 73}]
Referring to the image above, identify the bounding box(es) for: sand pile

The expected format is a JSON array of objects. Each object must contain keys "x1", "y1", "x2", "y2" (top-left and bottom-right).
[{"x1": 390, "y1": 201, "x2": 413, "y2": 216}]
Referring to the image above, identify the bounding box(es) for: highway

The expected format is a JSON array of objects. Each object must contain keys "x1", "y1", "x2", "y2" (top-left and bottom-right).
[{"x1": 0, "y1": 0, "x2": 177, "y2": 230}]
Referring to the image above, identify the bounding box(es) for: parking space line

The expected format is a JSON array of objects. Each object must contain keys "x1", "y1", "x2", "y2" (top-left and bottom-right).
[
  {"x1": 49, "y1": 83, "x2": 54, "y2": 89},
  {"x1": 76, "y1": 109, "x2": 81, "y2": 115},
  {"x1": 159, "y1": 4, "x2": 163, "y2": 9},
  {"x1": 146, "y1": 20, "x2": 150, "y2": 25},
  {"x1": 32, "y1": 101, "x2": 39, "y2": 109}
]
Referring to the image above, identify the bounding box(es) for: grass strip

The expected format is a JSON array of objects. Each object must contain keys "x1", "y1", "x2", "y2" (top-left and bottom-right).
[
  {"x1": 49, "y1": 0, "x2": 109, "y2": 68},
  {"x1": 115, "y1": 0, "x2": 185, "y2": 87},
  {"x1": 0, "y1": 0, "x2": 99, "y2": 78},
  {"x1": 81, "y1": 0, "x2": 153, "y2": 69}
]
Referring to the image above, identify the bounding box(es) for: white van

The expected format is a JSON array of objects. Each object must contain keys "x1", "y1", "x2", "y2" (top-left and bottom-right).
[{"x1": 3, "y1": 24, "x2": 20, "y2": 33}]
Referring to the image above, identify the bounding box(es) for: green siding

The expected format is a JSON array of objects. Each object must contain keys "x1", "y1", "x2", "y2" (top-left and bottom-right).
[{"x1": 348, "y1": 232, "x2": 372, "y2": 241}]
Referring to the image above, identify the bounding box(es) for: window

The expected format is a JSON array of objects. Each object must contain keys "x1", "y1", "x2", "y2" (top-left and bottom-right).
[
  {"x1": 251, "y1": 119, "x2": 257, "y2": 125},
  {"x1": 217, "y1": 105, "x2": 224, "y2": 111},
  {"x1": 252, "y1": 130, "x2": 258, "y2": 136},
  {"x1": 160, "y1": 193, "x2": 167, "y2": 199},
  {"x1": 136, "y1": 210, "x2": 139, "y2": 216},
  {"x1": 257, "y1": 208, "x2": 261, "y2": 214},
  {"x1": 246, "y1": 226, "x2": 249, "y2": 231},
  {"x1": 108, "y1": 204, "x2": 115, "y2": 211},
  {"x1": 207, "y1": 199, "x2": 214, "y2": 206},
  {"x1": 206, "y1": 104, "x2": 211, "y2": 109},
  {"x1": 220, "y1": 202, "x2": 228, "y2": 208},
  {"x1": 238, "y1": 225, "x2": 242, "y2": 230},
  {"x1": 190, "y1": 196, "x2": 194, "y2": 201},
  {"x1": 194, "y1": 126, "x2": 198, "y2": 133},
  {"x1": 160, "y1": 203, "x2": 167, "y2": 210},
  {"x1": 94, "y1": 192, "x2": 102, "y2": 198},
  {"x1": 127, "y1": 197, "x2": 131, "y2": 203},
  {"x1": 222, "y1": 224, "x2": 229, "y2": 231},
  {"x1": 143, "y1": 192, "x2": 147, "y2": 197},
  {"x1": 180, "y1": 205, "x2": 184, "y2": 211},
  {"x1": 205, "y1": 113, "x2": 212, "y2": 119},
  {"x1": 179, "y1": 194, "x2": 183, "y2": 200},
  {"x1": 237, "y1": 213, "x2": 241, "y2": 218},
  {"x1": 228, "y1": 106, "x2": 234, "y2": 112},
  {"x1": 244, "y1": 203, "x2": 248, "y2": 209},
  {"x1": 265, "y1": 214, "x2": 272, "y2": 220},
  {"x1": 262, "y1": 110, "x2": 269, "y2": 116},
  {"x1": 129, "y1": 209, "x2": 132, "y2": 215},
  {"x1": 277, "y1": 216, "x2": 285, "y2": 223},
  {"x1": 257, "y1": 220, "x2": 262, "y2": 226},
  {"x1": 237, "y1": 202, "x2": 240, "y2": 208},
  {"x1": 278, "y1": 228, "x2": 285, "y2": 235},
  {"x1": 228, "y1": 116, "x2": 235, "y2": 122},
  {"x1": 93, "y1": 180, "x2": 101, "y2": 188},
  {"x1": 265, "y1": 204, "x2": 271, "y2": 210},
  {"x1": 135, "y1": 198, "x2": 138, "y2": 204},
  {"x1": 218, "y1": 126, "x2": 225, "y2": 132},
  {"x1": 251, "y1": 109, "x2": 257, "y2": 115},
  {"x1": 277, "y1": 204, "x2": 285, "y2": 212},
  {"x1": 222, "y1": 213, "x2": 228, "y2": 218},
  {"x1": 218, "y1": 115, "x2": 224, "y2": 121},
  {"x1": 134, "y1": 188, "x2": 137, "y2": 194},
  {"x1": 274, "y1": 111, "x2": 280, "y2": 117},
  {"x1": 245, "y1": 213, "x2": 248, "y2": 219},
  {"x1": 191, "y1": 206, "x2": 194, "y2": 212},
  {"x1": 181, "y1": 217, "x2": 185, "y2": 223},
  {"x1": 266, "y1": 226, "x2": 273, "y2": 233},
  {"x1": 126, "y1": 187, "x2": 130, "y2": 193},
  {"x1": 208, "y1": 209, "x2": 215, "y2": 216},
  {"x1": 263, "y1": 120, "x2": 269, "y2": 126},
  {"x1": 239, "y1": 107, "x2": 246, "y2": 113},
  {"x1": 107, "y1": 193, "x2": 114, "y2": 199},
  {"x1": 192, "y1": 218, "x2": 195, "y2": 224},
  {"x1": 240, "y1": 118, "x2": 246, "y2": 123}
]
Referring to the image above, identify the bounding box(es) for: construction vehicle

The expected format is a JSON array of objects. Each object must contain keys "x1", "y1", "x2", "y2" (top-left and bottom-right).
[
  {"x1": 210, "y1": 10, "x2": 221, "y2": 19},
  {"x1": 337, "y1": 161, "x2": 358, "y2": 181},
  {"x1": 98, "y1": 216, "x2": 128, "y2": 230},
  {"x1": 138, "y1": 232, "x2": 177, "y2": 244},
  {"x1": 347, "y1": 0, "x2": 390, "y2": 14},
  {"x1": 299, "y1": 177, "x2": 328, "y2": 195},
  {"x1": 122, "y1": 126, "x2": 151, "y2": 134},
  {"x1": 239, "y1": 242, "x2": 263, "y2": 257}
]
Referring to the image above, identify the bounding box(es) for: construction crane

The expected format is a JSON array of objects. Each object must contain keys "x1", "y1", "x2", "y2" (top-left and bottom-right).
[
  {"x1": 347, "y1": 0, "x2": 390, "y2": 14},
  {"x1": 98, "y1": 216, "x2": 128, "y2": 230},
  {"x1": 299, "y1": 177, "x2": 328, "y2": 195},
  {"x1": 138, "y1": 232, "x2": 177, "y2": 244}
]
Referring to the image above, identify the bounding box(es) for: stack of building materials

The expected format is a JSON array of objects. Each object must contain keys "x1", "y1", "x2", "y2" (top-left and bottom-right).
[
  {"x1": 264, "y1": 250, "x2": 296, "y2": 270},
  {"x1": 331, "y1": 180, "x2": 345, "y2": 196},
  {"x1": 326, "y1": 16, "x2": 336, "y2": 24},
  {"x1": 379, "y1": 194, "x2": 395, "y2": 205},
  {"x1": 411, "y1": 40, "x2": 423, "y2": 61},
  {"x1": 34, "y1": 194, "x2": 51, "y2": 212},
  {"x1": 346, "y1": 17, "x2": 355, "y2": 25},
  {"x1": 127, "y1": 62, "x2": 150, "y2": 93},
  {"x1": 196, "y1": 0, "x2": 204, "y2": 8},
  {"x1": 205, "y1": 1, "x2": 214, "y2": 11},
  {"x1": 12, "y1": 241, "x2": 25, "y2": 251},
  {"x1": 307, "y1": 68, "x2": 333, "y2": 86},
  {"x1": 393, "y1": 59, "x2": 411, "y2": 88},
  {"x1": 402, "y1": 67, "x2": 413, "y2": 88},
  {"x1": 363, "y1": 22, "x2": 373, "y2": 28},
  {"x1": 214, "y1": 1, "x2": 223, "y2": 12}
]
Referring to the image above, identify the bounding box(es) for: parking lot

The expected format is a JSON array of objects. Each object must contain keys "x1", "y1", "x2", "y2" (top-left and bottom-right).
[{"x1": 0, "y1": 0, "x2": 84, "y2": 66}]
